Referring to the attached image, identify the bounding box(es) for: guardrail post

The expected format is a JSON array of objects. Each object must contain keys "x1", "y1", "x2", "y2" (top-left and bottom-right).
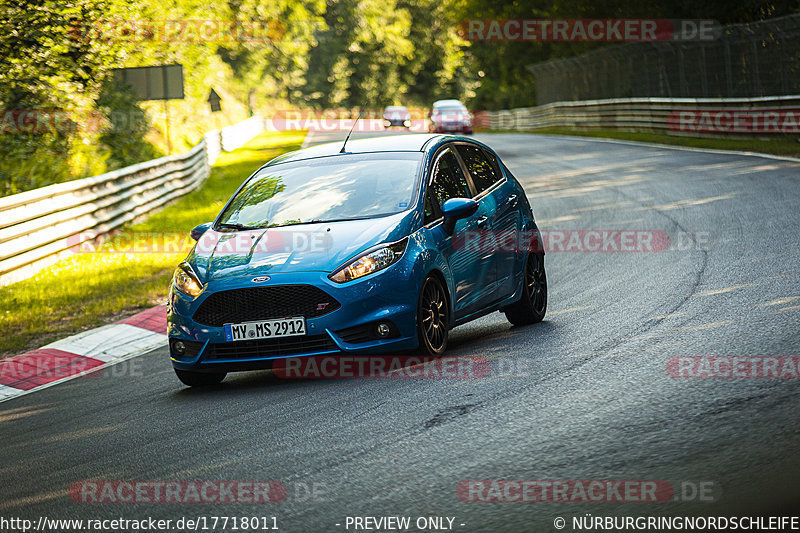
[
  {"x1": 724, "y1": 40, "x2": 734, "y2": 97},
  {"x1": 751, "y1": 37, "x2": 762, "y2": 96}
]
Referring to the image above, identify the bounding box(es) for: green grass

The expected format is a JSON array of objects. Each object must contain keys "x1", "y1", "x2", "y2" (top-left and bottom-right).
[
  {"x1": 492, "y1": 127, "x2": 800, "y2": 158},
  {"x1": 0, "y1": 130, "x2": 306, "y2": 358}
]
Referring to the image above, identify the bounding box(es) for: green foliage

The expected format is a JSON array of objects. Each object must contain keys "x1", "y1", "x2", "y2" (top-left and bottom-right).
[
  {"x1": 299, "y1": 0, "x2": 470, "y2": 108},
  {"x1": 0, "y1": 132, "x2": 74, "y2": 196}
]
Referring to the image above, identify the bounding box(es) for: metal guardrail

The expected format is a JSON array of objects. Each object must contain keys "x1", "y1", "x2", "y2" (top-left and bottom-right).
[
  {"x1": 0, "y1": 116, "x2": 266, "y2": 286},
  {"x1": 480, "y1": 96, "x2": 800, "y2": 137},
  {"x1": 221, "y1": 116, "x2": 267, "y2": 152}
]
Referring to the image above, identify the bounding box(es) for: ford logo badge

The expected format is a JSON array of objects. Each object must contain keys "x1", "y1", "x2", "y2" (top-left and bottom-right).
[{"x1": 252, "y1": 276, "x2": 271, "y2": 283}]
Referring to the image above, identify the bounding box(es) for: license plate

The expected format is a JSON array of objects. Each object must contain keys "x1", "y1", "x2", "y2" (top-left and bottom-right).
[{"x1": 224, "y1": 317, "x2": 306, "y2": 341}]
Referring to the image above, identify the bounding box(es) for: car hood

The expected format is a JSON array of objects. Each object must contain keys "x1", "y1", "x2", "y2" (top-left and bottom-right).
[{"x1": 189, "y1": 211, "x2": 414, "y2": 282}]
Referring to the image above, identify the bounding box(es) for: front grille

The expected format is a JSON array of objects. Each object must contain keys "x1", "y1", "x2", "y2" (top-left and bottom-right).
[
  {"x1": 193, "y1": 285, "x2": 340, "y2": 327},
  {"x1": 203, "y1": 334, "x2": 338, "y2": 360}
]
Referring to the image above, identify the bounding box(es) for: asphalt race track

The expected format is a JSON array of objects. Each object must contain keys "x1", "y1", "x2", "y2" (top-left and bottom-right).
[{"x1": 2, "y1": 132, "x2": 799, "y2": 531}]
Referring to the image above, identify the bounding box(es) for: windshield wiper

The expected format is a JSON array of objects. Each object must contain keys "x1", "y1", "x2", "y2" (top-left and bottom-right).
[
  {"x1": 274, "y1": 217, "x2": 369, "y2": 227},
  {"x1": 270, "y1": 219, "x2": 325, "y2": 227},
  {"x1": 217, "y1": 222, "x2": 259, "y2": 231}
]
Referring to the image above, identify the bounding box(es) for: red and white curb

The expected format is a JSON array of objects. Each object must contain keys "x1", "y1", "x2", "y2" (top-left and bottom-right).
[{"x1": 0, "y1": 305, "x2": 167, "y2": 403}]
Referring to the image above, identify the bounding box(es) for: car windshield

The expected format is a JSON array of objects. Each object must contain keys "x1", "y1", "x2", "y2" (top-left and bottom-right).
[{"x1": 216, "y1": 152, "x2": 422, "y2": 229}]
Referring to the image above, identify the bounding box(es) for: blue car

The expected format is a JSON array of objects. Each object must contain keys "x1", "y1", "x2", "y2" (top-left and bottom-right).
[{"x1": 167, "y1": 134, "x2": 547, "y2": 386}]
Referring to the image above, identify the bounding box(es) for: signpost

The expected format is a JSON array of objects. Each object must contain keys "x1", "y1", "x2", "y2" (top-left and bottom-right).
[{"x1": 112, "y1": 64, "x2": 184, "y2": 154}]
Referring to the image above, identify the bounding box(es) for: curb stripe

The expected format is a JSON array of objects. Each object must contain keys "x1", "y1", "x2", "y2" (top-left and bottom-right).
[
  {"x1": 118, "y1": 304, "x2": 168, "y2": 334},
  {"x1": 45, "y1": 324, "x2": 166, "y2": 362},
  {"x1": 0, "y1": 349, "x2": 104, "y2": 390},
  {"x1": 0, "y1": 305, "x2": 168, "y2": 404}
]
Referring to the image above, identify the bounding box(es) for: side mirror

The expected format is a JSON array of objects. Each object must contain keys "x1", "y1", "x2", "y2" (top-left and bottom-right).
[
  {"x1": 190, "y1": 222, "x2": 212, "y2": 241},
  {"x1": 441, "y1": 198, "x2": 478, "y2": 235}
]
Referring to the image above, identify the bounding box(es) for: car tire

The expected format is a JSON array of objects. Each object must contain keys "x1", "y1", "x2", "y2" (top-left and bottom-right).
[
  {"x1": 174, "y1": 369, "x2": 227, "y2": 387},
  {"x1": 417, "y1": 275, "x2": 450, "y2": 356},
  {"x1": 503, "y1": 253, "x2": 547, "y2": 326}
]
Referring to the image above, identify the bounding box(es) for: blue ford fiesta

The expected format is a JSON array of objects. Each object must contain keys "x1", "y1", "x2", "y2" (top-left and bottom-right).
[{"x1": 167, "y1": 134, "x2": 547, "y2": 386}]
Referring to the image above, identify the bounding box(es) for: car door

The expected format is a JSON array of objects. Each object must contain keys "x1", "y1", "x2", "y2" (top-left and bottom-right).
[
  {"x1": 454, "y1": 143, "x2": 521, "y2": 300},
  {"x1": 425, "y1": 146, "x2": 496, "y2": 318}
]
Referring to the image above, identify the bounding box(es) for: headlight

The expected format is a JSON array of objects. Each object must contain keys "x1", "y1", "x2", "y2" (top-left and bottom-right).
[
  {"x1": 173, "y1": 263, "x2": 203, "y2": 298},
  {"x1": 384, "y1": 119, "x2": 391, "y2": 126},
  {"x1": 329, "y1": 238, "x2": 408, "y2": 283},
  {"x1": 403, "y1": 119, "x2": 411, "y2": 127}
]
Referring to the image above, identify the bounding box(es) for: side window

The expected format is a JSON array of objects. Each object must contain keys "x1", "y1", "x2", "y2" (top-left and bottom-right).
[
  {"x1": 429, "y1": 150, "x2": 470, "y2": 209},
  {"x1": 423, "y1": 192, "x2": 438, "y2": 224},
  {"x1": 455, "y1": 144, "x2": 500, "y2": 194}
]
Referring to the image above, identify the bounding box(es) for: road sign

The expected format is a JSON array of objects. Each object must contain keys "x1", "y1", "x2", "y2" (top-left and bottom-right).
[
  {"x1": 208, "y1": 89, "x2": 221, "y2": 113},
  {"x1": 112, "y1": 64, "x2": 184, "y2": 101}
]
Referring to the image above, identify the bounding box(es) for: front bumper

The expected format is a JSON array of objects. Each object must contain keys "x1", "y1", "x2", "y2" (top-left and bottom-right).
[
  {"x1": 434, "y1": 122, "x2": 472, "y2": 133},
  {"x1": 167, "y1": 261, "x2": 420, "y2": 372}
]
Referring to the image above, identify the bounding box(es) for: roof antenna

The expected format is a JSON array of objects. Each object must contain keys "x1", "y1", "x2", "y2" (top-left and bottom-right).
[{"x1": 340, "y1": 102, "x2": 366, "y2": 153}]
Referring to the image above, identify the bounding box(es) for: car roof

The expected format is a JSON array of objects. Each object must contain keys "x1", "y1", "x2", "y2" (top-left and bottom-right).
[
  {"x1": 433, "y1": 99, "x2": 465, "y2": 107},
  {"x1": 384, "y1": 105, "x2": 408, "y2": 110},
  {"x1": 267, "y1": 134, "x2": 447, "y2": 165}
]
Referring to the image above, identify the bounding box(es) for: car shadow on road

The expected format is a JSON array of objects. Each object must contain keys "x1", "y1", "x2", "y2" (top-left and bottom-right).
[
  {"x1": 169, "y1": 319, "x2": 560, "y2": 398},
  {"x1": 446, "y1": 317, "x2": 559, "y2": 353}
]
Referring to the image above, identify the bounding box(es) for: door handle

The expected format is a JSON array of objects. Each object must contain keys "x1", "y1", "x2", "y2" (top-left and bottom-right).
[
  {"x1": 508, "y1": 194, "x2": 518, "y2": 206},
  {"x1": 476, "y1": 216, "x2": 489, "y2": 226}
]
